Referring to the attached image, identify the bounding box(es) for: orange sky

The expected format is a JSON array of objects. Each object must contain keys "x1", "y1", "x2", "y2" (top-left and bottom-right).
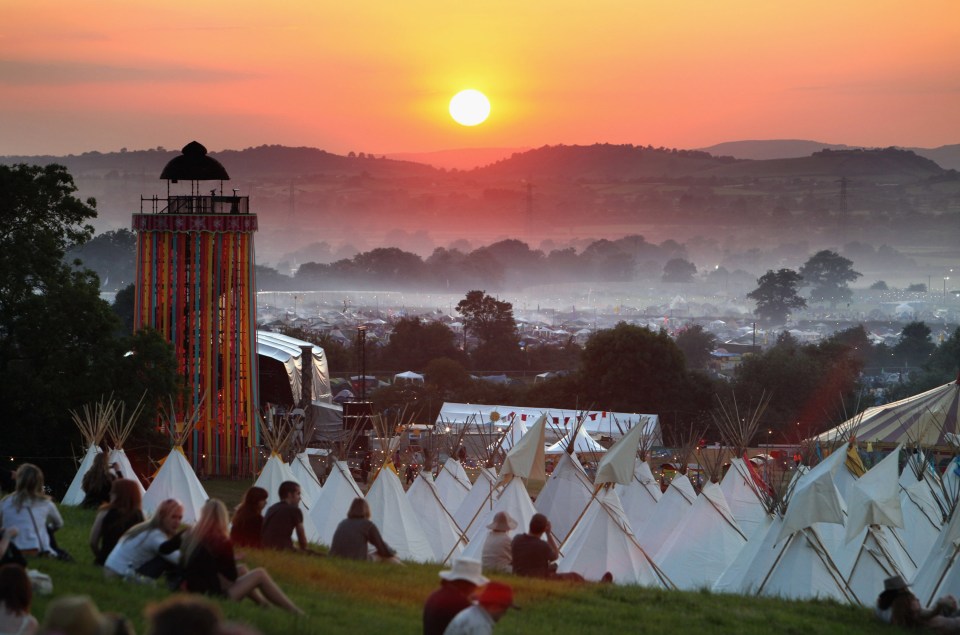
[{"x1": 2, "y1": 1, "x2": 958, "y2": 156}]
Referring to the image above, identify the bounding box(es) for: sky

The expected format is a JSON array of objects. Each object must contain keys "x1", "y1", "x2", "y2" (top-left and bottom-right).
[{"x1": 2, "y1": 1, "x2": 959, "y2": 157}]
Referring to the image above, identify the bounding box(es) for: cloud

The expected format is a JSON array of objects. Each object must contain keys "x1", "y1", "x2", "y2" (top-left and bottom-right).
[{"x1": 0, "y1": 59, "x2": 252, "y2": 86}]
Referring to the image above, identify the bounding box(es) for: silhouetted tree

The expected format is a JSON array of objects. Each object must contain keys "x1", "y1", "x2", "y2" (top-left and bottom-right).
[
  {"x1": 799, "y1": 250, "x2": 861, "y2": 307},
  {"x1": 662, "y1": 258, "x2": 697, "y2": 283},
  {"x1": 747, "y1": 269, "x2": 807, "y2": 325},
  {"x1": 894, "y1": 322, "x2": 936, "y2": 368},
  {"x1": 674, "y1": 324, "x2": 716, "y2": 370}
]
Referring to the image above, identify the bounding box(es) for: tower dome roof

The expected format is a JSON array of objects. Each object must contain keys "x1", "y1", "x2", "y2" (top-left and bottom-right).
[{"x1": 160, "y1": 141, "x2": 230, "y2": 181}]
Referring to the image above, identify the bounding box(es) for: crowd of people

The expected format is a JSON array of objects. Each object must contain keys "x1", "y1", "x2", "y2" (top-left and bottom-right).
[{"x1": 5, "y1": 459, "x2": 960, "y2": 635}]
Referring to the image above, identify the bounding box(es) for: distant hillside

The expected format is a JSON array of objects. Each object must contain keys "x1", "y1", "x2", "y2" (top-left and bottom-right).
[
  {"x1": 910, "y1": 144, "x2": 960, "y2": 171},
  {"x1": 702, "y1": 147, "x2": 945, "y2": 181},
  {"x1": 466, "y1": 143, "x2": 944, "y2": 183},
  {"x1": 699, "y1": 139, "x2": 855, "y2": 160},
  {"x1": 0, "y1": 144, "x2": 440, "y2": 180},
  {"x1": 700, "y1": 139, "x2": 960, "y2": 171},
  {"x1": 472, "y1": 144, "x2": 739, "y2": 180},
  {"x1": 385, "y1": 147, "x2": 528, "y2": 170}
]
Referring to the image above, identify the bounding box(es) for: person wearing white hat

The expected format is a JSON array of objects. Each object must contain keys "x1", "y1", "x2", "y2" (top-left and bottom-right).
[
  {"x1": 481, "y1": 511, "x2": 517, "y2": 574},
  {"x1": 423, "y1": 557, "x2": 488, "y2": 635}
]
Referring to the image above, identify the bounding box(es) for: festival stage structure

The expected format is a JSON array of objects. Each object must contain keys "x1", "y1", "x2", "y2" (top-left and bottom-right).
[{"x1": 132, "y1": 141, "x2": 259, "y2": 476}]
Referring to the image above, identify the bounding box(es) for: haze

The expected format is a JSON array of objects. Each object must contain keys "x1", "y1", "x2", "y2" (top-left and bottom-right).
[{"x1": 2, "y1": 1, "x2": 959, "y2": 157}]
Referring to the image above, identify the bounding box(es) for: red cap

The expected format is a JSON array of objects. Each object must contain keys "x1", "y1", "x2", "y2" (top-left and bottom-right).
[{"x1": 477, "y1": 581, "x2": 519, "y2": 610}]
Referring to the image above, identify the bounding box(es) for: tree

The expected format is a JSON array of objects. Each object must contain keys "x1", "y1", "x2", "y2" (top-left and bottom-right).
[
  {"x1": 456, "y1": 290, "x2": 517, "y2": 347},
  {"x1": 746, "y1": 269, "x2": 807, "y2": 325},
  {"x1": 661, "y1": 258, "x2": 697, "y2": 283},
  {"x1": 579, "y1": 323, "x2": 688, "y2": 413},
  {"x1": 65, "y1": 228, "x2": 136, "y2": 290},
  {"x1": 894, "y1": 321, "x2": 936, "y2": 367},
  {"x1": 674, "y1": 325, "x2": 716, "y2": 370},
  {"x1": 381, "y1": 317, "x2": 463, "y2": 371},
  {"x1": 798, "y1": 250, "x2": 861, "y2": 307},
  {"x1": 870, "y1": 280, "x2": 888, "y2": 291},
  {"x1": 0, "y1": 164, "x2": 179, "y2": 491},
  {"x1": 906, "y1": 283, "x2": 927, "y2": 293}
]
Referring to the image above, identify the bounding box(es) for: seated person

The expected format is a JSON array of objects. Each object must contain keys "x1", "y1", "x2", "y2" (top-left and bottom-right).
[
  {"x1": 329, "y1": 498, "x2": 398, "y2": 562},
  {"x1": 0, "y1": 563, "x2": 38, "y2": 635},
  {"x1": 181, "y1": 499, "x2": 303, "y2": 615},
  {"x1": 104, "y1": 499, "x2": 183, "y2": 580},
  {"x1": 261, "y1": 482, "x2": 307, "y2": 551},
  {"x1": 89, "y1": 479, "x2": 144, "y2": 566},
  {"x1": 510, "y1": 513, "x2": 559, "y2": 578},
  {"x1": 230, "y1": 487, "x2": 268, "y2": 549},
  {"x1": 481, "y1": 511, "x2": 516, "y2": 573}
]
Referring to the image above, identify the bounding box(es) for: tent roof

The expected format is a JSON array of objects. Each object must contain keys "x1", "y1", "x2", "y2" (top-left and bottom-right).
[{"x1": 812, "y1": 379, "x2": 960, "y2": 446}]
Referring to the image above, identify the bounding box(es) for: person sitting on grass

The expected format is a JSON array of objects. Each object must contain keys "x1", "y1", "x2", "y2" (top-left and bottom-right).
[
  {"x1": 329, "y1": 498, "x2": 399, "y2": 563},
  {"x1": 422, "y1": 557, "x2": 488, "y2": 635},
  {"x1": 181, "y1": 499, "x2": 304, "y2": 615},
  {"x1": 37, "y1": 595, "x2": 133, "y2": 635},
  {"x1": 443, "y1": 581, "x2": 518, "y2": 635},
  {"x1": 230, "y1": 486, "x2": 268, "y2": 549},
  {"x1": 261, "y1": 482, "x2": 308, "y2": 552},
  {"x1": 0, "y1": 563, "x2": 38, "y2": 635},
  {"x1": 878, "y1": 575, "x2": 960, "y2": 631},
  {"x1": 104, "y1": 498, "x2": 184, "y2": 581},
  {"x1": 145, "y1": 595, "x2": 222, "y2": 635},
  {"x1": 0, "y1": 464, "x2": 63, "y2": 558},
  {"x1": 89, "y1": 479, "x2": 144, "y2": 566},
  {"x1": 81, "y1": 453, "x2": 122, "y2": 509},
  {"x1": 511, "y1": 513, "x2": 585, "y2": 582}
]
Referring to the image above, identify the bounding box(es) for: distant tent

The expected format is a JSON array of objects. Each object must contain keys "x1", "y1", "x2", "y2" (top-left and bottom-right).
[
  {"x1": 366, "y1": 465, "x2": 434, "y2": 562},
  {"x1": 291, "y1": 452, "x2": 323, "y2": 506},
  {"x1": 812, "y1": 379, "x2": 960, "y2": 446},
  {"x1": 106, "y1": 395, "x2": 148, "y2": 496},
  {"x1": 307, "y1": 461, "x2": 364, "y2": 546},
  {"x1": 406, "y1": 472, "x2": 466, "y2": 563},
  {"x1": 617, "y1": 461, "x2": 662, "y2": 539},
  {"x1": 434, "y1": 457, "x2": 472, "y2": 514},
  {"x1": 142, "y1": 399, "x2": 209, "y2": 524},
  {"x1": 393, "y1": 371, "x2": 424, "y2": 383},
  {"x1": 143, "y1": 447, "x2": 209, "y2": 524},
  {"x1": 453, "y1": 467, "x2": 497, "y2": 535},
  {"x1": 544, "y1": 427, "x2": 606, "y2": 457},
  {"x1": 534, "y1": 451, "x2": 594, "y2": 544},
  {"x1": 63, "y1": 399, "x2": 112, "y2": 505},
  {"x1": 655, "y1": 481, "x2": 747, "y2": 590},
  {"x1": 458, "y1": 476, "x2": 537, "y2": 562},
  {"x1": 558, "y1": 488, "x2": 672, "y2": 587},
  {"x1": 635, "y1": 473, "x2": 696, "y2": 556}
]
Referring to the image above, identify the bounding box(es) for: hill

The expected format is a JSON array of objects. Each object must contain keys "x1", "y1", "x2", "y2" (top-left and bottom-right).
[
  {"x1": 386, "y1": 146, "x2": 529, "y2": 170},
  {"x1": 699, "y1": 139, "x2": 856, "y2": 160},
  {"x1": 700, "y1": 139, "x2": 960, "y2": 171}
]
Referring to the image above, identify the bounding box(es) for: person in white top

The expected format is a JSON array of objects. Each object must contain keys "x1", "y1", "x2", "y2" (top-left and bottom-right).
[
  {"x1": 0, "y1": 464, "x2": 63, "y2": 556},
  {"x1": 480, "y1": 511, "x2": 516, "y2": 573},
  {"x1": 104, "y1": 499, "x2": 184, "y2": 580},
  {"x1": 443, "y1": 581, "x2": 518, "y2": 635}
]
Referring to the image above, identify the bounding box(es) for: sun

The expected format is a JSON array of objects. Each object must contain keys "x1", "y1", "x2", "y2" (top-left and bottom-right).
[{"x1": 449, "y1": 89, "x2": 491, "y2": 126}]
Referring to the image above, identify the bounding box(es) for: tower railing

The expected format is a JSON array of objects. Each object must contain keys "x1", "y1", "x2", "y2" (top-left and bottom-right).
[{"x1": 140, "y1": 194, "x2": 250, "y2": 215}]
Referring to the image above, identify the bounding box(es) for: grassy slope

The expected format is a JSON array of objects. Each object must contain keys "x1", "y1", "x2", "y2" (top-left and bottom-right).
[{"x1": 26, "y1": 504, "x2": 911, "y2": 635}]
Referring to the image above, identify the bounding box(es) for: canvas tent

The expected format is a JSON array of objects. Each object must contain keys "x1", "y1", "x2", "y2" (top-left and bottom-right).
[
  {"x1": 142, "y1": 447, "x2": 209, "y2": 524},
  {"x1": 812, "y1": 379, "x2": 960, "y2": 446},
  {"x1": 393, "y1": 371, "x2": 424, "y2": 383},
  {"x1": 366, "y1": 465, "x2": 434, "y2": 562},
  {"x1": 437, "y1": 402, "x2": 661, "y2": 443},
  {"x1": 545, "y1": 426, "x2": 607, "y2": 456},
  {"x1": 258, "y1": 330, "x2": 332, "y2": 404}
]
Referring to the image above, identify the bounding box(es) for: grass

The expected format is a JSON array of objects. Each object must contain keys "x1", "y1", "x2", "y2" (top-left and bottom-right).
[{"x1": 25, "y1": 502, "x2": 914, "y2": 635}]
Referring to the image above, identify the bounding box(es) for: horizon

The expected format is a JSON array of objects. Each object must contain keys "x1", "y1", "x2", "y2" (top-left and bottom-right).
[{"x1": 2, "y1": 2, "x2": 959, "y2": 157}]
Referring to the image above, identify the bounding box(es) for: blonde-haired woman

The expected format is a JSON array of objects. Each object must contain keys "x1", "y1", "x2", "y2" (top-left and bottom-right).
[
  {"x1": 181, "y1": 499, "x2": 303, "y2": 615},
  {"x1": 0, "y1": 464, "x2": 63, "y2": 556},
  {"x1": 104, "y1": 498, "x2": 184, "y2": 580}
]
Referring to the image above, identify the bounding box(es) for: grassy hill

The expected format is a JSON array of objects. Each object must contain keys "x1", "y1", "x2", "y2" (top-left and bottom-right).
[{"x1": 24, "y1": 501, "x2": 913, "y2": 635}]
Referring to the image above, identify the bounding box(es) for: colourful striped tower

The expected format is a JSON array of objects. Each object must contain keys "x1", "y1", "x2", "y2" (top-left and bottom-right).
[{"x1": 132, "y1": 141, "x2": 259, "y2": 476}]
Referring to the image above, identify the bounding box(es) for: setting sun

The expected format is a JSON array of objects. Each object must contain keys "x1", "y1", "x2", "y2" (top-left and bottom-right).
[{"x1": 449, "y1": 89, "x2": 491, "y2": 126}]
